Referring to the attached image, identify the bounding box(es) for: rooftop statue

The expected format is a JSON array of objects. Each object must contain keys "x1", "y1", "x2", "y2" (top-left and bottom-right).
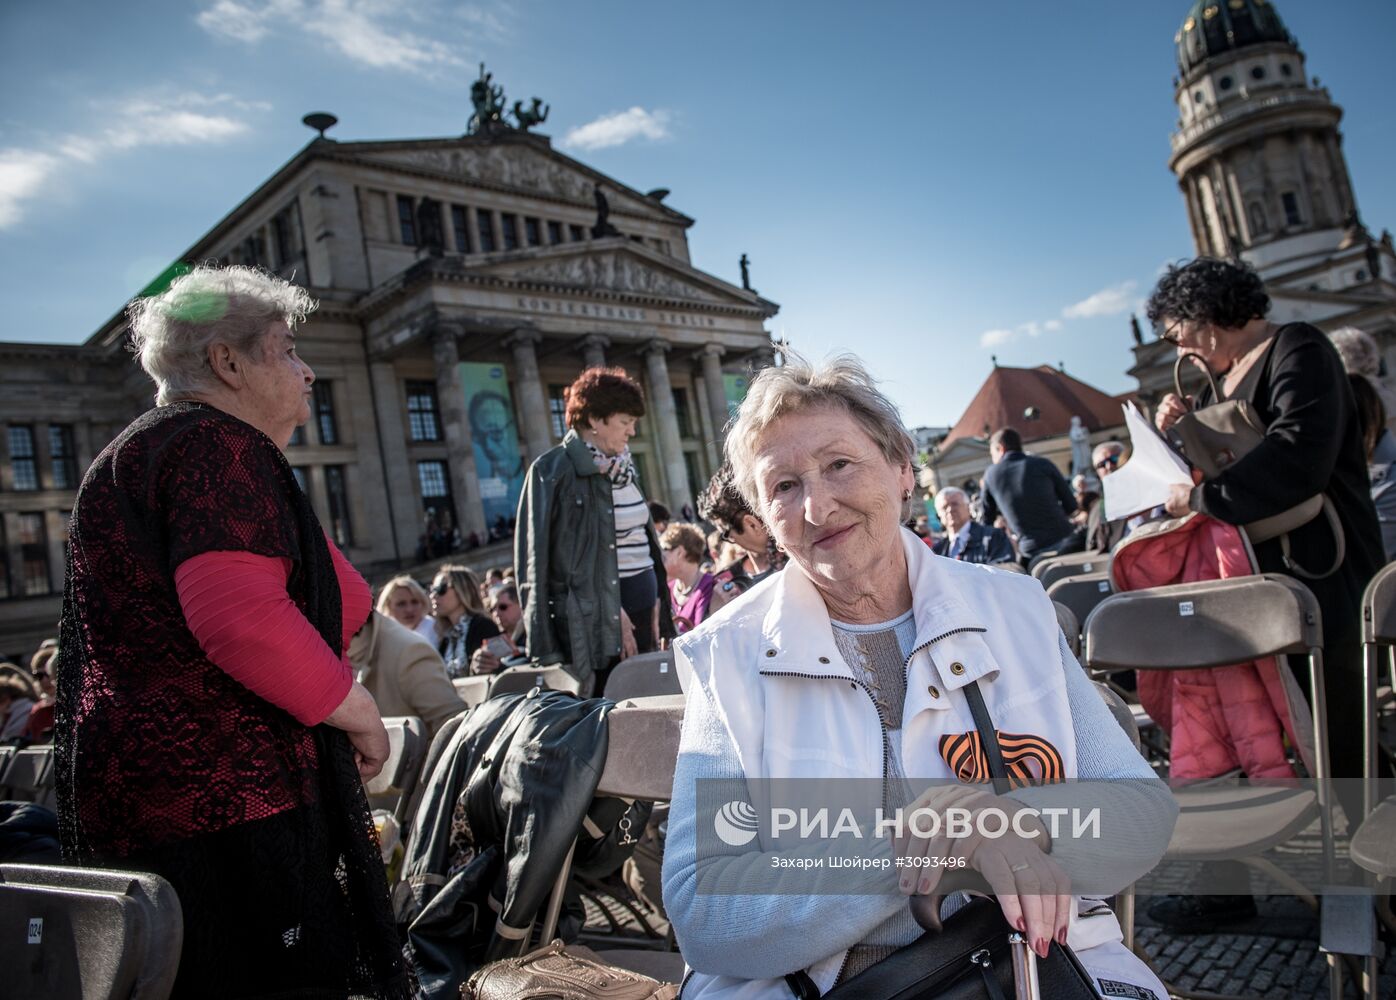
[
  {"x1": 513, "y1": 98, "x2": 550, "y2": 131},
  {"x1": 468, "y1": 63, "x2": 507, "y2": 135}
]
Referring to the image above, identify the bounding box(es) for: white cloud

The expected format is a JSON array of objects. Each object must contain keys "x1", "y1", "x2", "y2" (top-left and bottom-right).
[
  {"x1": 197, "y1": 0, "x2": 492, "y2": 74},
  {"x1": 0, "y1": 150, "x2": 60, "y2": 228},
  {"x1": 562, "y1": 107, "x2": 672, "y2": 151},
  {"x1": 0, "y1": 94, "x2": 260, "y2": 229},
  {"x1": 978, "y1": 318, "x2": 1053, "y2": 350},
  {"x1": 1044, "y1": 319, "x2": 1062, "y2": 332},
  {"x1": 1062, "y1": 280, "x2": 1137, "y2": 320},
  {"x1": 979, "y1": 328, "x2": 1015, "y2": 348}
]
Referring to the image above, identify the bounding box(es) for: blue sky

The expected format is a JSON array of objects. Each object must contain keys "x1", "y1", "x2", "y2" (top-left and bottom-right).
[{"x1": 2, "y1": 1, "x2": 1393, "y2": 429}]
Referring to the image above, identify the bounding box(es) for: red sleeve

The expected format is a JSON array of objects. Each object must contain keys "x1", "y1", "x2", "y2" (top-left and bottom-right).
[
  {"x1": 175, "y1": 550, "x2": 353, "y2": 726},
  {"x1": 324, "y1": 533, "x2": 372, "y2": 654}
]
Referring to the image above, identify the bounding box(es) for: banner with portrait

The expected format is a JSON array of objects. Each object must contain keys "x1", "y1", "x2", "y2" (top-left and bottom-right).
[
  {"x1": 458, "y1": 362, "x2": 526, "y2": 536},
  {"x1": 722, "y1": 372, "x2": 750, "y2": 422}
]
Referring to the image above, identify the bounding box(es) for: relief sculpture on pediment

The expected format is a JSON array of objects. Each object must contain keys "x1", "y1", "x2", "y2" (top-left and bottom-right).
[{"x1": 506, "y1": 252, "x2": 717, "y2": 302}]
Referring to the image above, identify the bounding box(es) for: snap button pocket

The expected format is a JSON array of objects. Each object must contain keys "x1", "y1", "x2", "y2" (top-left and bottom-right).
[
  {"x1": 765, "y1": 649, "x2": 776, "y2": 657},
  {"x1": 928, "y1": 685, "x2": 940, "y2": 698},
  {"x1": 950, "y1": 662, "x2": 966, "y2": 676},
  {"x1": 818, "y1": 656, "x2": 830, "y2": 664}
]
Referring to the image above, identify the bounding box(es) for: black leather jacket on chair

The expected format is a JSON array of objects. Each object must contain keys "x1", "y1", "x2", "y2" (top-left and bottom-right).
[
  {"x1": 514, "y1": 430, "x2": 675, "y2": 687},
  {"x1": 397, "y1": 688, "x2": 649, "y2": 999}
]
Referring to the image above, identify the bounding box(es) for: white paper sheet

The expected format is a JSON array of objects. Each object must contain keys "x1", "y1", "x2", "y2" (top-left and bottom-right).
[{"x1": 1101, "y1": 402, "x2": 1192, "y2": 519}]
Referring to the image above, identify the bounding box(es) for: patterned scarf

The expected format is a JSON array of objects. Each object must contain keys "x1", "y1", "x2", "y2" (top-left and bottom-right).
[{"x1": 585, "y1": 439, "x2": 638, "y2": 487}]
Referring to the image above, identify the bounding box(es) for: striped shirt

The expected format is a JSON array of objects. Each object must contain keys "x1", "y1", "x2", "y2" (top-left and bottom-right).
[{"x1": 613, "y1": 479, "x2": 653, "y2": 577}]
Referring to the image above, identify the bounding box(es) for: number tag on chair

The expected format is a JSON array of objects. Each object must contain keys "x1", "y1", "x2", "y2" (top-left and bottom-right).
[{"x1": 1179, "y1": 601, "x2": 1194, "y2": 617}]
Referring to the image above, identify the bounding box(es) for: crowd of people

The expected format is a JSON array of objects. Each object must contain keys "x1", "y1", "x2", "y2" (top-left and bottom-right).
[{"x1": 0, "y1": 255, "x2": 1391, "y2": 997}]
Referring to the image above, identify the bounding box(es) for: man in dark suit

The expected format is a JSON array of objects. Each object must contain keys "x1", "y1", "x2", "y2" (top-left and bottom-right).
[
  {"x1": 980, "y1": 427, "x2": 1078, "y2": 564},
  {"x1": 932, "y1": 486, "x2": 1015, "y2": 564}
]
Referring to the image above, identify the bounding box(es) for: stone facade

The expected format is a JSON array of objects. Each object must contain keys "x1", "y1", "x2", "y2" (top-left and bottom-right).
[{"x1": 0, "y1": 127, "x2": 778, "y2": 660}]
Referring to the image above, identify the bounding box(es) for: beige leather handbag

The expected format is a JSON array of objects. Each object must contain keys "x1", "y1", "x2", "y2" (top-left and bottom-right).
[
  {"x1": 461, "y1": 939, "x2": 679, "y2": 1000},
  {"x1": 1170, "y1": 350, "x2": 1345, "y2": 579}
]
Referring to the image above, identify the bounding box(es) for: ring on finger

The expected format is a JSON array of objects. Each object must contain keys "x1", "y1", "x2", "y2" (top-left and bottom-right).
[{"x1": 1009, "y1": 862, "x2": 1031, "y2": 873}]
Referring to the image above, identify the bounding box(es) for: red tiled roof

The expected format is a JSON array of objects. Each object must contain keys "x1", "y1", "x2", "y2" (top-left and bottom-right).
[{"x1": 941, "y1": 365, "x2": 1126, "y2": 448}]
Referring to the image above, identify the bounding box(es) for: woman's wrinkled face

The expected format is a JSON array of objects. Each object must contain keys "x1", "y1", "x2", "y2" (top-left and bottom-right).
[
  {"x1": 587, "y1": 412, "x2": 639, "y2": 456},
  {"x1": 752, "y1": 405, "x2": 912, "y2": 592},
  {"x1": 661, "y1": 544, "x2": 690, "y2": 578},
  {"x1": 239, "y1": 320, "x2": 315, "y2": 446},
  {"x1": 387, "y1": 586, "x2": 426, "y2": 628}
]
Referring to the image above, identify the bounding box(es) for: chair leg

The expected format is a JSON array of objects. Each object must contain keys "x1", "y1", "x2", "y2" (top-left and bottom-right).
[
  {"x1": 1242, "y1": 856, "x2": 1319, "y2": 911},
  {"x1": 539, "y1": 838, "x2": 578, "y2": 944},
  {"x1": 1118, "y1": 885, "x2": 1135, "y2": 953}
]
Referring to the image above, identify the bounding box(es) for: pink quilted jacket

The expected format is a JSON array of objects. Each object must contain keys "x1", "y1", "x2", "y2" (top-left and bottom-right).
[{"x1": 1110, "y1": 513, "x2": 1303, "y2": 780}]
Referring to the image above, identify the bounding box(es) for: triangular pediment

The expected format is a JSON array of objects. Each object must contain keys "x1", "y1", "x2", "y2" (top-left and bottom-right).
[
  {"x1": 935, "y1": 438, "x2": 990, "y2": 464},
  {"x1": 343, "y1": 137, "x2": 681, "y2": 222},
  {"x1": 473, "y1": 242, "x2": 761, "y2": 307}
]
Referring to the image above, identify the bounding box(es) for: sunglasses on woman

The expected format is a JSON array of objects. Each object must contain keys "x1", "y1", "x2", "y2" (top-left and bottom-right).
[{"x1": 430, "y1": 581, "x2": 450, "y2": 597}]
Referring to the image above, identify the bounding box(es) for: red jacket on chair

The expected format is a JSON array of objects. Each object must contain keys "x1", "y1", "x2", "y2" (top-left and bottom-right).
[{"x1": 1110, "y1": 512, "x2": 1308, "y2": 780}]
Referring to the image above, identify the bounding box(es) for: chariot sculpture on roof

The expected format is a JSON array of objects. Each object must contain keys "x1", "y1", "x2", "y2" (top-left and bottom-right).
[{"x1": 469, "y1": 63, "x2": 551, "y2": 135}]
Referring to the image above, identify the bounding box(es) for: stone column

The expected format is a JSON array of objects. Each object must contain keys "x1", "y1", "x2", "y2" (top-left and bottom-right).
[
  {"x1": 367, "y1": 360, "x2": 419, "y2": 562},
  {"x1": 581, "y1": 334, "x2": 610, "y2": 369},
  {"x1": 700, "y1": 343, "x2": 730, "y2": 449},
  {"x1": 506, "y1": 329, "x2": 553, "y2": 460},
  {"x1": 433, "y1": 325, "x2": 487, "y2": 541},
  {"x1": 642, "y1": 340, "x2": 692, "y2": 513}
]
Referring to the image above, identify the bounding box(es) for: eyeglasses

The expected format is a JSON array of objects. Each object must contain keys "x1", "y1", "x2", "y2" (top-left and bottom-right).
[
  {"x1": 430, "y1": 581, "x2": 450, "y2": 597},
  {"x1": 1095, "y1": 457, "x2": 1119, "y2": 471},
  {"x1": 32, "y1": 671, "x2": 49, "y2": 681},
  {"x1": 1161, "y1": 320, "x2": 1185, "y2": 345}
]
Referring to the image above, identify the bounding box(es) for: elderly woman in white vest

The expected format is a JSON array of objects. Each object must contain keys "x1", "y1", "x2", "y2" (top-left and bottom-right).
[{"x1": 662, "y1": 355, "x2": 1176, "y2": 999}]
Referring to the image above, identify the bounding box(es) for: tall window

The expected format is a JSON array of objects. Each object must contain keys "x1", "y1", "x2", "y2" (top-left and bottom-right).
[
  {"x1": 672, "y1": 388, "x2": 693, "y2": 438},
  {"x1": 397, "y1": 195, "x2": 418, "y2": 245},
  {"x1": 291, "y1": 467, "x2": 308, "y2": 493},
  {"x1": 1281, "y1": 191, "x2": 1303, "y2": 227},
  {"x1": 547, "y1": 220, "x2": 563, "y2": 245},
  {"x1": 9, "y1": 426, "x2": 38, "y2": 491},
  {"x1": 501, "y1": 213, "x2": 519, "y2": 250},
  {"x1": 418, "y1": 460, "x2": 455, "y2": 527},
  {"x1": 49, "y1": 424, "x2": 77, "y2": 489},
  {"x1": 451, "y1": 205, "x2": 472, "y2": 253},
  {"x1": 324, "y1": 466, "x2": 353, "y2": 546},
  {"x1": 683, "y1": 451, "x2": 702, "y2": 506},
  {"x1": 406, "y1": 380, "x2": 442, "y2": 441},
  {"x1": 569, "y1": 224, "x2": 585, "y2": 242},
  {"x1": 18, "y1": 512, "x2": 50, "y2": 596},
  {"x1": 548, "y1": 384, "x2": 569, "y2": 439},
  {"x1": 271, "y1": 206, "x2": 298, "y2": 267},
  {"x1": 238, "y1": 231, "x2": 266, "y2": 267},
  {"x1": 477, "y1": 209, "x2": 496, "y2": 253},
  {"x1": 313, "y1": 381, "x2": 338, "y2": 445},
  {"x1": 524, "y1": 217, "x2": 541, "y2": 247},
  {"x1": 288, "y1": 425, "x2": 306, "y2": 447},
  {"x1": 1248, "y1": 202, "x2": 1269, "y2": 237}
]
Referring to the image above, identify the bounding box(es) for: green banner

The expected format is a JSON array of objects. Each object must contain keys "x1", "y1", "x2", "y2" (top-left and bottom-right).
[
  {"x1": 722, "y1": 373, "x2": 751, "y2": 422},
  {"x1": 458, "y1": 362, "x2": 526, "y2": 533}
]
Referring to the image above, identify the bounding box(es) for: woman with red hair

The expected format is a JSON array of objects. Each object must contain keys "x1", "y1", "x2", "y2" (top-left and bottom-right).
[{"x1": 514, "y1": 366, "x2": 675, "y2": 692}]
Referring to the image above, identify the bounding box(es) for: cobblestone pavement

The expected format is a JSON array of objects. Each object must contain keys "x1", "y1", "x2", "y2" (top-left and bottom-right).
[{"x1": 1135, "y1": 894, "x2": 1394, "y2": 999}]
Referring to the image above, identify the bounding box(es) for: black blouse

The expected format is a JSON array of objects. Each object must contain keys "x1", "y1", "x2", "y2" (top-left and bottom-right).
[{"x1": 1188, "y1": 323, "x2": 1384, "y2": 646}]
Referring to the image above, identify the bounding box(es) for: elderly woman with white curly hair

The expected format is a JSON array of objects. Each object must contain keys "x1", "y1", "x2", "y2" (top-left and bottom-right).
[
  {"x1": 55, "y1": 264, "x2": 408, "y2": 998},
  {"x1": 661, "y1": 354, "x2": 1176, "y2": 999}
]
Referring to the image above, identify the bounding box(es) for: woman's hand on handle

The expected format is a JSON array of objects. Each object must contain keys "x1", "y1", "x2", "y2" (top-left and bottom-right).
[
  {"x1": 324, "y1": 681, "x2": 390, "y2": 782},
  {"x1": 971, "y1": 833, "x2": 1072, "y2": 959},
  {"x1": 1155, "y1": 392, "x2": 1192, "y2": 434}
]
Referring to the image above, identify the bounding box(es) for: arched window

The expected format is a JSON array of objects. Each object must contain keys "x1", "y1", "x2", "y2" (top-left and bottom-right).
[
  {"x1": 1281, "y1": 191, "x2": 1303, "y2": 227},
  {"x1": 1248, "y1": 202, "x2": 1269, "y2": 236}
]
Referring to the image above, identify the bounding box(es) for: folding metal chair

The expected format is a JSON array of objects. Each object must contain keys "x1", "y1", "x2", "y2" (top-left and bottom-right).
[
  {"x1": 1084, "y1": 574, "x2": 1341, "y2": 998},
  {"x1": 1032, "y1": 550, "x2": 1110, "y2": 589},
  {"x1": 536, "y1": 695, "x2": 686, "y2": 984},
  {"x1": 604, "y1": 652, "x2": 682, "y2": 702},
  {"x1": 1047, "y1": 572, "x2": 1114, "y2": 642},
  {"x1": 365, "y1": 716, "x2": 427, "y2": 826},
  {"x1": 0, "y1": 863, "x2": 183, "y2": 999},
  {"x1": 2, "y1": 746, "x2": 52, "y2": 803},
  {"x1": 1092, "y1": 681, "x2": 1142, "y2": 953},
  {"x1": 1053, "y1": 600, "x2": 1081, "y2": 660}
]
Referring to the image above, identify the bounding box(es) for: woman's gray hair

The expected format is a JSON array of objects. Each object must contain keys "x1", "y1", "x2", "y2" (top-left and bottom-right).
[
  {"x1": 1328, "y1": 326, "x2": 1379, "y2": 378},
  {"x1": 127, "y1": 264, "x2": 316, "y2": 406},
  {"x1": 725, "y1": 352, "x2": 916, "y2": 506}
]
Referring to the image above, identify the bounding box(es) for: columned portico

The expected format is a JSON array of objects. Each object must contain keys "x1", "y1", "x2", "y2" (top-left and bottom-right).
[
  {"x1": 432, "y1": 325, "x2": 487, "y2": 540},
  {"x1": 367, "y1": 360, "x2": 419, "y2": 558},
  {"x1": 581, "y1": 334, "x2": 610, "y2": 370},
  {"x1": 505, "y1": 329, "x2": 552, "y2": 462},
  {"x1": 700, "y1": 343, "x2": 730, "y2": 449},
  {"x1": 642, "y1": 339, "x2": 692, "y2": 513}
]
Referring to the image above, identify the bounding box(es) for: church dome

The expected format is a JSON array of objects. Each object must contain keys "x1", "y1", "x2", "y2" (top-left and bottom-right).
[{"x1": 1176, "y1": 0, "x2": 1293, "y2": 76}]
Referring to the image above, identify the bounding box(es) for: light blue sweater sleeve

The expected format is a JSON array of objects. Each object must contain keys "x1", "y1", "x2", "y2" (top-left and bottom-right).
[{"x1": 660, "y1": 668, "x2": 908, "y2": 980}]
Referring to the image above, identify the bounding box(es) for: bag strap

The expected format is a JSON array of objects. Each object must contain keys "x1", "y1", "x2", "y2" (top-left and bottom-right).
[
  {"x1": 1279, "y1": 496, "x2": 1347, "y2": 580},
  {"x1": 785, "y1": 971, "x2": 821, "y2": 999},
  {"x1": 1174, "y1": 351, "x2": 1222, "y2": 402},
  {"x1": 963, "y1": 681, "x2": 1012, "y2": 795}
]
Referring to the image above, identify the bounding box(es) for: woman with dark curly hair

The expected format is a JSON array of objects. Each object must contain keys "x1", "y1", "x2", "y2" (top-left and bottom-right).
[
  {"x1": 514, "y1": 366, "x2": 674, "y2": 692},
  {"x1": 1149, "y1": 257, "x2": 1383, "y2": 914}
]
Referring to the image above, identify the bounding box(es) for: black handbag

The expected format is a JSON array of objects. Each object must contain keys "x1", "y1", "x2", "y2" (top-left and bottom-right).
[{"x1": 795, "y1": 681, "x2": 1100, "y2": 1000}]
